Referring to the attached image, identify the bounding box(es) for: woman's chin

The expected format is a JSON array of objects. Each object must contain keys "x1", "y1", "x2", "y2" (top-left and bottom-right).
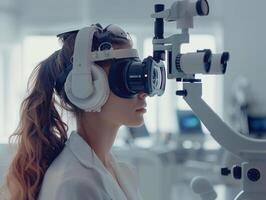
[{"x1": 125, "y1": 118, "x2": 144, "y2": 127}]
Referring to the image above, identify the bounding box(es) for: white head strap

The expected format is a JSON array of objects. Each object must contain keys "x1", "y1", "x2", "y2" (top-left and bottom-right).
[
  {"x1": 71, "y1": 26, "x2": 99, "y2": 98},
  {"x1": 71, "y1": 25, "x2": 139, "y2": 99}
]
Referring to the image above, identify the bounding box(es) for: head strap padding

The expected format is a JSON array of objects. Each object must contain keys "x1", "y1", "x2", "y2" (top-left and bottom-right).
[{"x1": 71, "y1": 25, "x2": 100, "y2": 99}]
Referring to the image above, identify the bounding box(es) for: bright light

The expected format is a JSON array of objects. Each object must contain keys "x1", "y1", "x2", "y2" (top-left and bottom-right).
[
  {"x1": 22, "y1": 36, "x2": 61, "y2": 91},
  {"x1": 0, "y1": 54, "x2": 3, "y2": 137}
]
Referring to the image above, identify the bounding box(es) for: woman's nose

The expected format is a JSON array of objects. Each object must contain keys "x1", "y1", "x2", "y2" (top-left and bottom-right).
[{"x1": 138, "y1": 91, "x2": 148, "y2": 100}]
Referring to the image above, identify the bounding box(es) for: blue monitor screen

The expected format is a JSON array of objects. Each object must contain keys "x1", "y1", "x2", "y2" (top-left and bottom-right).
[
  {"x1": 181, "y1": 116, "x2": 200, "y2": 128},
  {"x1": 248, "y1": 116, "x2": 266, "y2": 136},
  {"x1": 177, "y1": 110, "x2": 203, "y2": 134}
]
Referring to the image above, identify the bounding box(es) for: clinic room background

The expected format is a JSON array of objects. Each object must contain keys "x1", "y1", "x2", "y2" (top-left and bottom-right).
[{"x1": 1, "y1": 0, "x2": 266, "y2": 200}]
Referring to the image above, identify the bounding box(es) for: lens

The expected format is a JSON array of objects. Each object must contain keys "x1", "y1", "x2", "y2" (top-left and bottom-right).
[
  {"x1": 109, "y1": 57, "x2": 166, "y2": 98},
  {"x1": 207, "y1": 52, "x2": 229, "y2": 75},
  {"x1": 148, "y1": 58, "x2": 165, "y2": 96},
  {"x1": 152, "y1": 69, "x2": 158, "y2": 89},
  {"x1": 203, "y1": 49, "x2": 212, "y2": 72},
  {"x1": 196, "y1": 0, "x2": 209, "y2": 16},
  {"x1": 159, "y1": 66, "x2": 166, "y2": 96},
  {"x1": 125, "y1": 57, "x2": 165, "y2": 96},
  {"x1": 127, "y1": 57, "x2": 154, "y2": 95},
  {"x1": 221, "y1": 52, "x2": 230, "y2": 73},
  {"x1": 126, "y1": 60, "x2": 147, "y2": 93},
  {"x1": 108, "y1": 59, "x2": 138, "y2": 99},
  {"x1": 152, "y1": 67, "x2": 161, "y2": 90}
]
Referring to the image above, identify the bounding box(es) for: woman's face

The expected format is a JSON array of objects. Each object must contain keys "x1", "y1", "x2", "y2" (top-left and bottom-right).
[{"x1": 100, "y1": 65, "x2": 148, "y2": 127}]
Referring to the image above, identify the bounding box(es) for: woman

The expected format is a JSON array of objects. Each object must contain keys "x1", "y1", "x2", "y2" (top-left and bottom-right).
[{"x1": 4, "y1": 24, "x2": 147, "y2": 200}]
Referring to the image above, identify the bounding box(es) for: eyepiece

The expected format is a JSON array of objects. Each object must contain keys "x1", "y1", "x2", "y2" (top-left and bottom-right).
[
  {"x1": 221, "y1": 52, "x2": 230, "y2": 73},
  {"x1": 176, "y1": 49, "x2": 212, "y2": 75},
  {"x1": 198, "y1": 49, "x2": 212, "y2": 72},
  {"x1": 203, "y1": 49, "x2": 212, "y2": 72},
  {"x1": 196, "y1": 0, "x2": 209, "y2": 16},
  {"x1": 207, "y1": 52, "x2": 230, "y2": 75}
]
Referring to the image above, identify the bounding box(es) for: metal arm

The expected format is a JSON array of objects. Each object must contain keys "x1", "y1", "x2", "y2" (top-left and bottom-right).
[
  {"x1": 183, "y1": 82, "x2": 266, "y2": 161},
  {"x1": 183, "y1": 82, "x2": 266, "y2": 200}
]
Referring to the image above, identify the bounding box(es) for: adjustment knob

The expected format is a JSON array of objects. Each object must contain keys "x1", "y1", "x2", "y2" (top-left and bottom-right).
[
  {"x1": 176, "y1": 90, "x2": 187, "y2": 96},
  {"x1": 232, "y1": 165, "x2": 242, "y2": 179},
  {"x1": 247, "y1": 168, "x2": 260, "y2": 182},
  {"x1": 221, "y1": 168, "x2": 231, "y2": 176}
]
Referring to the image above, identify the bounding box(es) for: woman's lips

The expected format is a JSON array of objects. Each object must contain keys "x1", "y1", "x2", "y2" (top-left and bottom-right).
[
  {"x1": 135, "y1": 107, "x2": 147, "y2": 113},
  {"x1": 135, "y1": 103, "x2": 147, "y2": 112}
]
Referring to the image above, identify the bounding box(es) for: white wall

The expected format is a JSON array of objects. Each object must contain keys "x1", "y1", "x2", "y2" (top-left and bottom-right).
[
  {"x1": 0, "y1": 0, "x2": 18, "y2": 46},
  {"x1": 222, "y1": 0, "x2": 266, "y2": 118}
]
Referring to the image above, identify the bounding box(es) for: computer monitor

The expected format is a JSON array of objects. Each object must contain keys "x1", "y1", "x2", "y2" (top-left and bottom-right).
[
  {"x1": 176, "y1": 110, "x2": 203, "y2": 135},
  {"x1": 248, "y1": 115, "x2": 266, "y2": 138},
  {"x1": 127, "y1": 124, "x2": 150, "y2": 139}
]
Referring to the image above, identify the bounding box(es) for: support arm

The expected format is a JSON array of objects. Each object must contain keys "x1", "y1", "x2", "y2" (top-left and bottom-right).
[{"x1": 183, "y1": 82, "x2": 266, "y2": 161}]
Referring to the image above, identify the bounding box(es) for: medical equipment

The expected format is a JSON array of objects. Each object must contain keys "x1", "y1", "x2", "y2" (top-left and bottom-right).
[
  {"x1": 55, "y1": 24, "x2": 166, "y2": 112},
  {"x1": 230, "y1": 77, "x2": 266, "y2": 138},
  {"x1": 230, "y1": 76, "x2": 250, "y2": 135},
  {"x1": 151, "y1": 0, "x2": 266, "y2": 199},
  {"x1": 191, "y1": 176, "x2": 217, "y2": 200},
  {"x1": 108, "y1": 56, "x2": 166, "y2": 98}
]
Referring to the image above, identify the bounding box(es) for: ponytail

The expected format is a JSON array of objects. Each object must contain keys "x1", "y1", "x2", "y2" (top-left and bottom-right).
[
  {"x1": 6, "y1": 51, "x2": 68, "y2": 200},
  {"x1": 4, "y1": 28, "x2": 132, "y2": 200}
]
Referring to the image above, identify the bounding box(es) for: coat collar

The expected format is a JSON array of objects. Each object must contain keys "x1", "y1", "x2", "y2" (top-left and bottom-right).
[
  {"x1": 65, "y1": 131, "x2": 142, "y2": 200},
  {"x1": 65, "y1": 130, "x2": 115, "y2": 175},
  {"x1": 65, "y1": 130, "x2": 97, "y2": 169}
]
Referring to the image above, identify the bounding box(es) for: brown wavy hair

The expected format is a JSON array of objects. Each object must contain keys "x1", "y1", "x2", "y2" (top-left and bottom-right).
[
  {"x1": 4, "y1": 26, "x2": 131, "y2": 200},
  {"x1": 5, "y1": 33, "x2": 82, "y2": 200}
]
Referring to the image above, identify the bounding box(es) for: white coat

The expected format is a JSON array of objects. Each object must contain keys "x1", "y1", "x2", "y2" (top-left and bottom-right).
[{"x1": 38, "y1": 131, "x2": 143, "y2": 200}]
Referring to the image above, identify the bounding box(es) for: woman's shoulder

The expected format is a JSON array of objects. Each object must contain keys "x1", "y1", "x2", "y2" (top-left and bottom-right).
[
  {"x1": 39, "y1": 174, "x2": 111, "y2": 200},
  {"x1": 43, "y1": 145, "x2": 102, "y2": 182},
  {"x1": 39, "y1": 146, "x2": 108, "y2": 200},
  {"x1": 54, "y1": 176, "x2": 111, "y2": 200}
]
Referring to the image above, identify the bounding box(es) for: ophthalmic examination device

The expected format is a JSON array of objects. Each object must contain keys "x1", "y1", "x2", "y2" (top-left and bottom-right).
[{"x1": 151, "y1": 0, "x2": 266, "y2": 199}]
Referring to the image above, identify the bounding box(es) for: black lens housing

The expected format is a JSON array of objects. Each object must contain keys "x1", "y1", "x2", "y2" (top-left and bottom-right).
[
  {"x1": 108, "y1": 59, "x2": 137, "y2": 99},
  {"x1": 126, "y1": 57, "x2": 154, "y2": 95},
  {"x1": 108, "y1": 57, "x2": 165, "y2": 99},
  {"x1": 221, "y1": 52, "x2": 230, "y2": 73},
  {"x1": 196, "y1": 0, "x2": 209, "y2": 16}
]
